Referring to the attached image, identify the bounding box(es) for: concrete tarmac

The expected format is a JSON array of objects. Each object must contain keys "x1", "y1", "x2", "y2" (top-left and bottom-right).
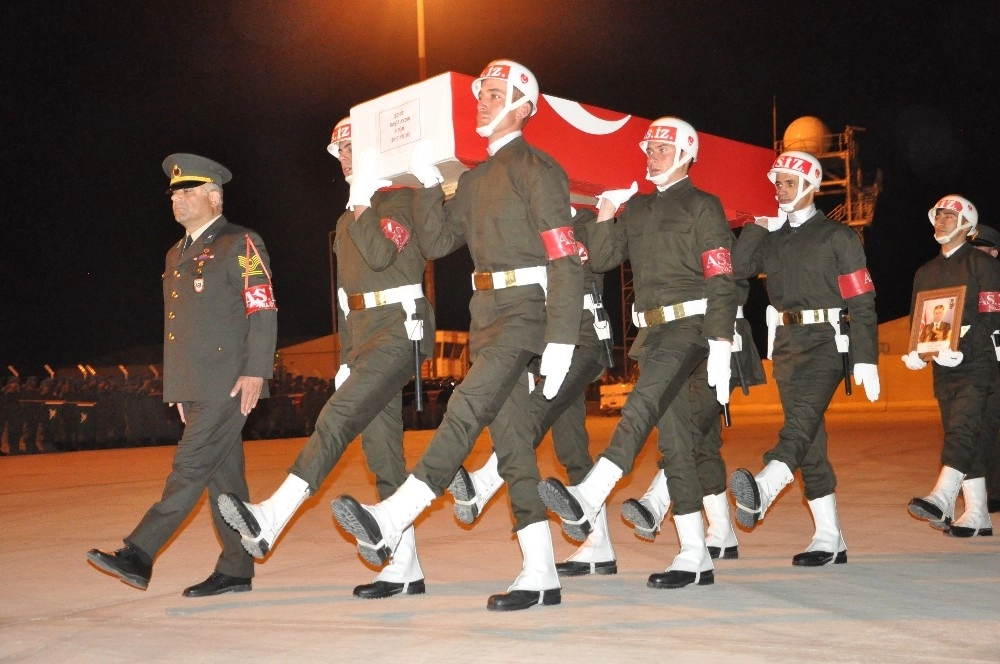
[{"x1": 2, "y1": 409, "x2": 999, "y2": 663}]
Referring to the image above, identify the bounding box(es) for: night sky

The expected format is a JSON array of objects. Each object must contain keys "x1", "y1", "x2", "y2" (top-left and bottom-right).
[{"x1": 4, "y1": 0, "x2": 998, "y2": 375}]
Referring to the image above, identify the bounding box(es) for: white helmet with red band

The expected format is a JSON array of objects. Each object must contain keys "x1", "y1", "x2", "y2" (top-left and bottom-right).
[
  {"x1": 768, "y1": 150, "x2": 822, "y2": 212},
  {"x1": 471, "y1": 59, "x2": 539, "y2": 137},
  {"x1": 327, "y1": 117, "x2": 351, "y2": 158},
  {"x1": 928, "y1": 194, "x2": 978, "y2": 245},
  {"x1": 638, "y1": 117, "x2": 699, "y2": 186}
]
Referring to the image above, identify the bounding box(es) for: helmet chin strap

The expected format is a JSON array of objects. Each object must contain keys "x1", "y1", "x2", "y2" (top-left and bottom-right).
[
  {"x1": 646, "y1": 152, "x2": 692, "y2": 187},
  {"x1": 777, "y1": 182, "x2": 815, "y2": 212},
  {"x1": 935, "y1": 221, "x2": 973, "y2": 245},
  {"x1": 475, "y1": 94, "x2": 531, "y2": 138},
  {"x1": 344, "y1": 173, "x2": 354, "y2": 185}
]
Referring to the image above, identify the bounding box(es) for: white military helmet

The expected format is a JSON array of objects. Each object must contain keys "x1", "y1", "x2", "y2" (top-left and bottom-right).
[
  {"x1": 928, "y1": 194, "x2": 978, "y2": 244},
  {"x1": 768, "y1": 150, "x2": 823, "y2": 211},
  {"x1": 638, "y1": 117, "x2": 698, "y2": 185},
  {"x1": 327, "y1": 117, "x2": 351, "y2": 158},
  {"x1": 471, "y1": 59, "x2": 539, "y2": 137}
]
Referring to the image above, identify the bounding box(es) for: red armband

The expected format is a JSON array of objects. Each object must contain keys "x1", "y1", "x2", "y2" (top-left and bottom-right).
[
  {"x1": 838, "y1": 268, "x2": 874, "y2": 298},
  {"x1": 380, "y1": 218, "x2": 410, "y2": 253},
  {"x1": 979, "y1": 291, "x2": 1000, "y2": 313},
  {"x1": 540, "y1": 226, "x2": 578, "y2": 260},
  {"x1": 701, "y1": 248, "x2": 732, "y2": 278},
  {"x1": 243, "y1": 284, "x2": 277, "y2": 315}
]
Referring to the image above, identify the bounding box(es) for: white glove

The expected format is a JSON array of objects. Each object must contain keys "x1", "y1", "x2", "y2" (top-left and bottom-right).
[
  {"x1": 901, "y1": 351, "x2": 927, "y2": 371},
  {"x1": 756, "y1": 213, "x2": 788, "y2": 232},
  {"x1": 933, "y1": 348, "x2": 964, "y2": 367},
  {"x1": 334, "y1": 364, "x2": 350, "y2": 390},
  {"x1": 706, "y1": 339, "x2": 732, "y2": 405},
  {"x1": 407, "y1": 139, "x2": 443, "y2": 188},
  {"x1": 347, "y1": 147, "x2": 391, "y2": 210},
  {"x1": 853, "y1": 362, "x2": 880, "y2": 402},
  {"x1": 595, "y1": 181, "x2": 638, "y2": 212},
  {"x1": 539, "y1": 343, "x2": 574, "y2": 399}
]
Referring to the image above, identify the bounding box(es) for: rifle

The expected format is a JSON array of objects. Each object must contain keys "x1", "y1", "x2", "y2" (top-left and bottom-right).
[{"x1": 411, "y1": 312, "x2": 424, "y2": 412}]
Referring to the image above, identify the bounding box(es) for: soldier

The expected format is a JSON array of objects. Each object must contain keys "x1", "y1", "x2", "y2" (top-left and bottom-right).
[
  {"x1": 729, "y1": 150, "x2": 880, "y2": 566},
  {"x1": 621, "y1": 275, "x2": 766, "y2": 560},
  {"x1": 446, "y1": 206, "x2": 617, "y2": 577},
  {"x1": 904, "y1": 197, "x2": 1000, "y2": 536},
  {"x1": 87, "y1": 154, "x2": 278, "y2": 597},
  {"x1": 538, "y1": 117, "x2": 737, "y2": 590},
  {"x1": 332, "y1": 59, "x2": 584, "y2": 611},
  {"x1": 217, "y1": 118, "x2": 437, "y2": 600}
]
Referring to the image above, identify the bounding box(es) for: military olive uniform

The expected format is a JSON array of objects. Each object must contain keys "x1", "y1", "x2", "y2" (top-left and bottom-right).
[
  {"x1": 288, "y1": 188, "x2": 434, "y2": 500},
  {"x1": 127, "y1": 216, "x2": 277, "y2": 579},
  {"x1": 412, "y1": 135, "x2": 583, "y2": 530},
  {"x1": 734, "y1": 211, "x2": 877, "y2": 499},
  {"x1": 656, "y1": 277, "x2": 767, "y2": 497},
  {"x1": 911, "y1": 243, "x2": 1000, "y2": 478},
  {"x1": 586, "y1": 177, "x2": 737, "y2": 516}
]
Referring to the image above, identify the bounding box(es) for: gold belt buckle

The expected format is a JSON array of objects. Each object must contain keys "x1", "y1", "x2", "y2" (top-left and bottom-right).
[
  {"x1": 671, "y1": 303, "x2": 687, "y2": 320},
  {"x1": 645, "y1": 307, "x2": 666, "y2": 326},
  {"x1": 473, "y1": 273, "x2": 494, "y2": 290},
  {"x1": 503, "y1": 270, "x2": 517, "y2": 288},
  {"x1": 783, "y1": 311, "x2": 803, "y2": 325},
  {"x1": 347, "y1": 293, "x2": 366, "y2": 311},
  {"x1": 373, "y1": 290, "x2": 387, "y2": 306}
]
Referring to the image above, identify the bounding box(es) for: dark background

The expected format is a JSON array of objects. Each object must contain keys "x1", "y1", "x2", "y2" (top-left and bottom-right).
[{"x1": 3, "y1": 0, "x2": 998, "y2": 375}]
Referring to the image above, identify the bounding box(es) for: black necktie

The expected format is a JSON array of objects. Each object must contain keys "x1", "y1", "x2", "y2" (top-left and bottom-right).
[{"x1": 182, "y1": 235, "x2": 193, "y2": 252}]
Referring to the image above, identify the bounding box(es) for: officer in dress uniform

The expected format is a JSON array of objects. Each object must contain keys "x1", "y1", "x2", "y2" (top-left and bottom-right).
[
  {"x1": 87, "y1": 154, "x2": 278, "y2": 596},
  {"x1": 538, "y1": 117, "x2": 738, "y2": 590},
  {"x1": 332, "y1": 59, "x2": 584, "y2": 612},
  {"x1": 904, "y1": 198, "x2": 1000, "y2": 536},
  {"x1": 729, "y1": 150, "x2": 880, "y2": 567},
  {"x1": 217, "y1": 118, "x2": 436, "y2": 600}
]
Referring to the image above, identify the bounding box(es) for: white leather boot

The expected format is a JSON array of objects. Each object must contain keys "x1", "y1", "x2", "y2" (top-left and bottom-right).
[
  {"x1": 949, "y1": 478, "x2": 994, "y2": 537},
  {"x1": 703, "y1": 491, "x2": 739, "y2": 560},
  {"x1": 908, "y1": 466, "x2": 965, "y2": 526},
  {"x1": 648, "y1": 511, "x2": 714, "y2": 589},
  {"x1": 331, "y1": 474, "x2": 435, "y2": 566},
  {"x1": 448, "y1": 452, "x2": 504, "y2": 524},
  {"x1": 556, "y1": 505, "x2": 617, "y2": 576},
  {"x1": 354, "y1": 525, "x2": 426, "y2": 598},
  {"x1": 538, "y1": 457, "x2": 623, "y2": 541},
  {"x1": 487, "y1": 521, "x2": 561, "y2": 611},
  {"x1": 620, "y1": 468, "x2": 670, "y2": 541},
  {"x1": 730, "y1": 460, "x2": 794, "y2": 528},
  {"x1": 792, "y1": 493, "x2": 847, "y2": 566},
  {"x1": 218, "y1": 474, "x2": 311, "y2": 558}
]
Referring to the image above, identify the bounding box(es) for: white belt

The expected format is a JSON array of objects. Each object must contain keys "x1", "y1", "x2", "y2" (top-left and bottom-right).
[
  {"x1": 472, "y1": 265, "x2": 547, "y2": 291},
  {"x1": 632, "y1": 298, "x2": 708, "y2": 328},
  {"x1": 736, "y1": 305, "x2": 744, "y2": 319},
  {"x1": 777, "y1": 307, "x2": 841, "y2": 325},
  {"x1": 337, "y1": 284, "x2": 426, "y2": 340}
]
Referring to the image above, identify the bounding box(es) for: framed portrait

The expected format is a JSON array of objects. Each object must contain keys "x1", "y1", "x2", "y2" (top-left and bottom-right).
[{"x1": 909, "y1": 286, "x2": 966, "y2": 359}]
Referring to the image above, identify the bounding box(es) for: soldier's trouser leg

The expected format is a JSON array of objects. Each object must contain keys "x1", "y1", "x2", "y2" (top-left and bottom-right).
[
  {"x1": 599, "y1": 341, "x2": 706, "y2": 478},
  {"x1": 935, "y1": 368, "x2": 992, "y2": 478},
  {"x1": 539, "y1": 351, "x2": 603, "y2": 485},
  {"x1": 360, "y1": 391, "x2": 405, "y2": 501},
  {"x1": 766, "y1": 343, "x2": 841, "y2": 496},
  {"x1": 412, "y1": 345, "x2": 534, "y2": 494},
  {"x1": 128, "y1": 398, "x2": 253, "y2": 578},
  {"x1": 799, "y1": 424, "x2": 834, "y2": 501},
  {"x1": 290, "y1": 344, "x2": 413, "y2": 492},
  {"x1": 981, "y1": 374, "x2": 1000, "y2": 503}
]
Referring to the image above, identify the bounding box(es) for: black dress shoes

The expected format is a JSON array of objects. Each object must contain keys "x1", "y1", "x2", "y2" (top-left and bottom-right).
[
  {"x1": 183, "y1": 571, "x2": 252, "y2": 598},
  {"x1": 487, "y1": 588, "x2": 561, "y2": 611},
  {"x1": 792, "y1": 550, "x2": 847, "y2": 566},
  {"x1": 647, "y1": 569, "x2": 714, "y2": 589},
  {"x1": 555, "y1": 560, "x2": 617, "y2": 577},
  {"x1": 353, "y1": 579, "x2": 426, "y2": 599},
  {"x1": 708, "y1": 545, "x2": 739, "y2": 560},
  {"x1": 86, "y1": 546, "x2": 152, "y2": 590}
]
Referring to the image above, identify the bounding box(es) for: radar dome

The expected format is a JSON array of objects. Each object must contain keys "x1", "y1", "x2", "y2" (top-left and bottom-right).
[{"x1": 783, "y1": 116, "x2": 831, "y2": 155}]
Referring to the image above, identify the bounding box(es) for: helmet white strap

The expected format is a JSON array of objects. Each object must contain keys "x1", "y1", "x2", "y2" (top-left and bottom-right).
[
  {"x1": 476, "y1": 92, "x2": 532, "y2": 138},
  {"x1": 646, "y1": 151, "x2": 692, "y2": 186},
  {"x1": 935, "y1": 220, "x2": 974, "y2": 245},
  {"x1": 777, "y1": 181, "x2": 816, "y2": 213}
]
